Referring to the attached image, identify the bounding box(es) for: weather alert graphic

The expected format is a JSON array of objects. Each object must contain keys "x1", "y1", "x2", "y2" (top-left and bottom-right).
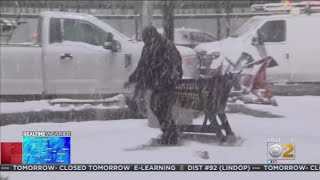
[{"x1": 22, "y1": 131, "x2": 71, "y2": 164}]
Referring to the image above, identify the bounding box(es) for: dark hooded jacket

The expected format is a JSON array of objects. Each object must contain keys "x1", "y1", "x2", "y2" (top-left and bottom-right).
[{"x1": 128, "y1": 25, "x2": 183, "y2": 90}]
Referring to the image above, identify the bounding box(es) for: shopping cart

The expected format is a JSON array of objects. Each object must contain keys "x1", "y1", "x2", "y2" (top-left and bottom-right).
[{"x1": 174, "y1": 72, "x2": 237, "y2": 142}]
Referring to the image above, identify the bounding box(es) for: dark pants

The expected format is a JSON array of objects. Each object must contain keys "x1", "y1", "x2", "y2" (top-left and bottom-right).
[{"x1": 150, "y1": 89, "x2": 178, "y2": 144}]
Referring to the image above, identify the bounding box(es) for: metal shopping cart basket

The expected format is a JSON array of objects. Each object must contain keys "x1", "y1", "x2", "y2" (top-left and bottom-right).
[{"x1": 174, "y1": 73, "x2": 237, "y2": 142}]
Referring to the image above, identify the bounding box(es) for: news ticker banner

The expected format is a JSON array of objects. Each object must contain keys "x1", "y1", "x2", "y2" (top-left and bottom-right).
[{"x1": 0, "y1": 164, "x2": 319, "y2": 172}]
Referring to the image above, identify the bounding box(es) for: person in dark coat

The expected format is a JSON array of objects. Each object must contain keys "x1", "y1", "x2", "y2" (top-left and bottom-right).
[{"x1": 126, "y1": 25, "x2": 183, "y2": 145}]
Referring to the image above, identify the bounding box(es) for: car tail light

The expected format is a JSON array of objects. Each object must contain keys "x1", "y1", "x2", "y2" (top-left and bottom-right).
[{"x1": 33, "y1": 32, "x2": 39, "y2": 38}]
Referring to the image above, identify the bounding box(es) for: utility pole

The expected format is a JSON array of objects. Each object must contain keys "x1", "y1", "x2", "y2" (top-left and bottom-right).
[
  {"x1": 162, "y1": 0, "x2": 175, "y2": 41},
  {"x1": 225, "y1": 0, "x2": 232, "y2": 37},
  {"x1": 138, "y1": 0, "x2": 153, "y2": 40},
  {"x1": 216, "y1": 2, "x2": 222, "y2": 40}
]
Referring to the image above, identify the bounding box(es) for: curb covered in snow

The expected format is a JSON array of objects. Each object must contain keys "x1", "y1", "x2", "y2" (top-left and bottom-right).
[
  {"x1": 0, "y1": 107, "x2": 143, "y2": 126},
  {"x1": 226, "y1": 103, "x2": 284, "y2": 118}
]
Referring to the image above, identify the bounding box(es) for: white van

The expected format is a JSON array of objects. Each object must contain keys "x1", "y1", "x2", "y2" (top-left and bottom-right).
[{"x1": 195, "y1": 2, "x2": 320, "y2": 84}]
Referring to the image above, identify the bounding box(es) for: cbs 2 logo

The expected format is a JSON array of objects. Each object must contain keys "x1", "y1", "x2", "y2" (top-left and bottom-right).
[{"x1": 268, "y1": 143, "x2": 295, "y2": 158}]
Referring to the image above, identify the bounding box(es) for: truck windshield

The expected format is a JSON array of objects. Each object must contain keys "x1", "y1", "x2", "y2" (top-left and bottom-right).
[
  {"x1": 230, "y1": 18, "x2": 262, "y2": 38},
  {"x1": 5, "y1": 18, "x2": 40, "y2": 44}
]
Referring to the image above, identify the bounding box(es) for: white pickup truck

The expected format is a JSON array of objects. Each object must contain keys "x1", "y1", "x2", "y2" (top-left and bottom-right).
[
  {"x1": 195, "y1": 3, "x2": 320, "y2": 84},
  {"x1": 0, "y1": 11, "x2": 198, "y2": 99}
]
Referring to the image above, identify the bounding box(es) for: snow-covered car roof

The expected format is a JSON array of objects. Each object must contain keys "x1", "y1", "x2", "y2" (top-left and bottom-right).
[
  {"x1": 156, "y1": 27, "x2": 217, "y2": 48},
  {"x1": 157, "y1": 27, "x2": 211, "y2": 35}
]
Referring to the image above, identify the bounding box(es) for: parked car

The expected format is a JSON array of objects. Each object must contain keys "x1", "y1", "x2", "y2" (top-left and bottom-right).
[
  {"x1": 132, "y1": 28, "x2": 217, "y2": 49},
  {"x1": 157, "y1": 28, "x2": 217, "y2": 48},
  {"x1": 195, "y1": 2, "x2": 320, "y2": 84},
  {"x1": 0, "y1": 11, "x2": 199, "y2": 99}
]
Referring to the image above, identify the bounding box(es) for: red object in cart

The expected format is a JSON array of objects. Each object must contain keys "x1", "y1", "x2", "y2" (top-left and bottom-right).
[{"x1": 240, "y1": 56, "x2": 277, "y2": 105}]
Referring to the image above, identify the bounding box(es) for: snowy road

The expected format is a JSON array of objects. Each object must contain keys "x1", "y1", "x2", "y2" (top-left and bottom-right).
[{"x1": 1, "y1": 96, "x2": 320, "y2": 180}]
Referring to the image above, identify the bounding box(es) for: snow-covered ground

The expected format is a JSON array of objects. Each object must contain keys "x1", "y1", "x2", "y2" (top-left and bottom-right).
[{"x1": 1, "y1": 96, "x2": 320, "y2": 180}]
